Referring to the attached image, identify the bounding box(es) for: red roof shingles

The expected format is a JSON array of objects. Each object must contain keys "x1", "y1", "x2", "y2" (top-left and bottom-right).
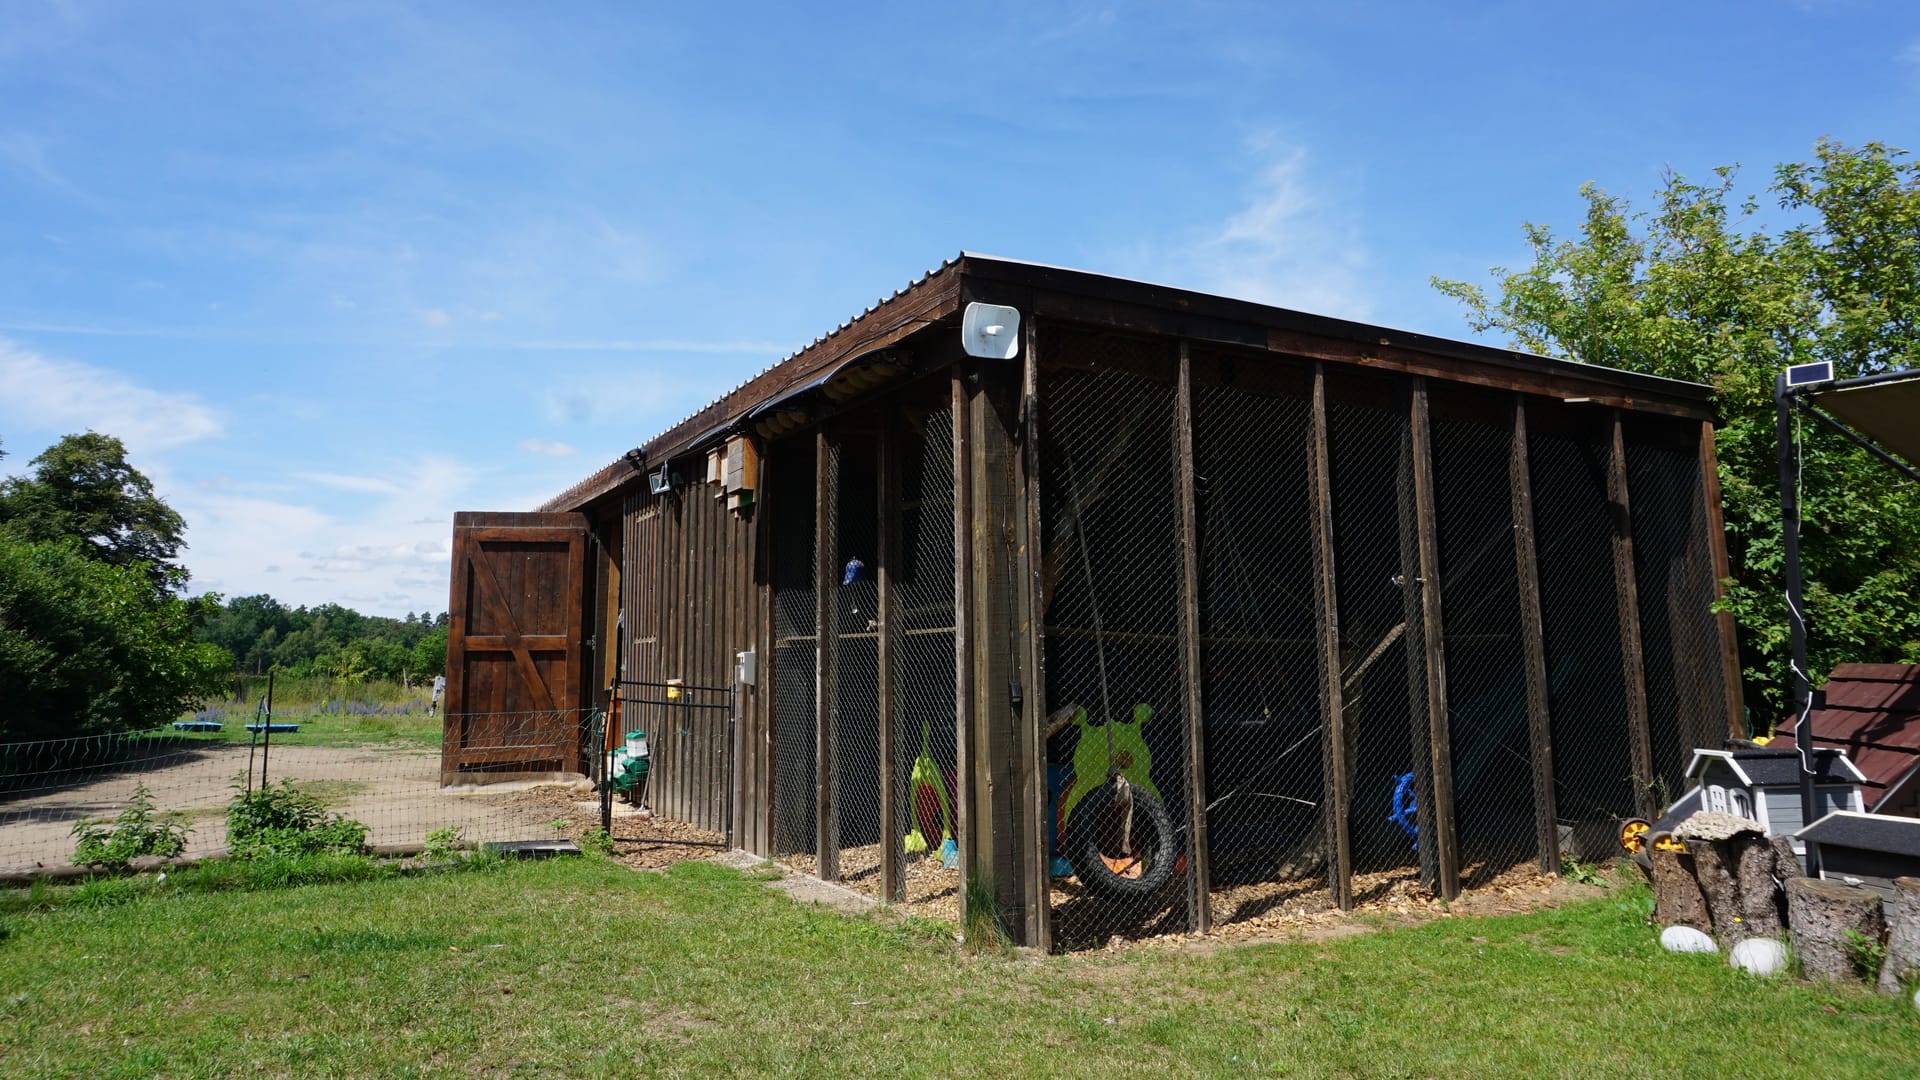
[{"x1": 1780, "y1": 663, "x2": 1920, "y2": 811}]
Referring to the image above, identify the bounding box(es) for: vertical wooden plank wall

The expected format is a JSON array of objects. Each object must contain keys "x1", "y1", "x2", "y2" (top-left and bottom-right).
[{"x1": 615, "y1": 467, "x2": 765, "y2": 844}]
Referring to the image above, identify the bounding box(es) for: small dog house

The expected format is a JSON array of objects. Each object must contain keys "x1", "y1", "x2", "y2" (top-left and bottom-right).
[
  {"x1": 1797, "y1": 810, "x2": 1920, "y2": 898},
  {"x1": 1658, "y1": 748, "x2": 1866, "y2": 855}
]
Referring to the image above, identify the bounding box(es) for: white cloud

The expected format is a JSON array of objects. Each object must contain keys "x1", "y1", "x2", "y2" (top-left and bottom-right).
[
  {"x1": 1191, "y1": 143, "x2": 1372, "y2": 321},
  {"x1": 418, "y1": 308, "x2": 451, "y2": 327},
  {"x1": 0, "y1": 337, "x2": 223, "y2": 454},
  {"x1": 296, "y1": 471, "x2": 405, "y2": 496},
  {"x1": 517, "y1": 438, "x2": 576, "y2": 457},
  {"x1": 1124, "y1": 140, "x2": 1373, "y2": 323}
]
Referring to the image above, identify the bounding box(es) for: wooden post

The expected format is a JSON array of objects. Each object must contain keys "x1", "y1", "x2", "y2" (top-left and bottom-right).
[
  {"x1": 758, "y1": 451, "x2": 778, "y2": 856},
  {"x1": 1409, "y1": 379, "x2": 1459, "y2": 900},
  {"x1": 1015, "y1": 317, "x2": 1052, "y2": 950},
  {"x1": 951, "y1": 369, "x2": 977, "y2": 930},
  {"x1": 877, "y1": 415, "x2": 900, "y2": 902},
  {"x1": 1699, "y1": 421, "x2": 1745, "y2": 740},
  {"x1": 1510, "y1": 399, "x2": 1559, "y2": 873},
  {"x1": 968, "y1": 363, "x2": 1034, "y2": 942},
  {"x1": 814, "y1": 430, "x2": 839, "y2": 880},
  {"x1": 1175, "y1": 341, "x2": 1213, "y2": 933},
  {"x1": 1309, "y1": 363, "x2": 1354, "y2": 911},
  {"x1": 1607, "y1": 410, "x2": 1657, "y2": 819}
]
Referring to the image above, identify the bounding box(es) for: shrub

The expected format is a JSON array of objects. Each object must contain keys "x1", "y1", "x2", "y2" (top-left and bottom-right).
[
  {"x1": 226, "y1": 780, "x2": 368, "y2": 859},
  {"x1": 422, "y1": 826, "x2": 463, "y2": 861},
  {"x1": 70, "y1": 783, "x2": 190, "y2": 870}
]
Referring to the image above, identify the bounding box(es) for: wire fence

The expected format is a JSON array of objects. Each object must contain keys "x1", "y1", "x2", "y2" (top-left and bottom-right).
[
  {"x1": 0, "y1": 708, "x2": 603, "y2": 875},
  {"x1": 771, "y1": 441, "x2": 820, "y2": 869},
  {"x1": 830, "y1": 429, "x2": 886, "y2": 896},
  {"x1": 1038, "y1": 334, "x2": 1195, "y2": 949}
]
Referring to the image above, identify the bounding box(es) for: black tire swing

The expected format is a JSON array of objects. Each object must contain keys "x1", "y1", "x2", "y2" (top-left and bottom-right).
[{"x1": 1056, "y1": 417, "x2": 1180, "y2": 902}]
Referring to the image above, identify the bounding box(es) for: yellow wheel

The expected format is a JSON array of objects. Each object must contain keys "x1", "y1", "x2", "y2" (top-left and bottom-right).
[{"x1": 1620, "y1": 818, "x2": 1651, "y2": 856}]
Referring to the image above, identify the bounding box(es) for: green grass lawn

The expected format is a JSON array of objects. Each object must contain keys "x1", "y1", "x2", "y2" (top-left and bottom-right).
[{"x1": 1, "y1": 858, "x2": 1914, "y2": 1078}]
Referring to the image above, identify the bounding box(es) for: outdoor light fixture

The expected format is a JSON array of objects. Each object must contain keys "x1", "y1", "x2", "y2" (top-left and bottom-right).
[
  {"x1": 648, "y1": 466, "x2": 673, "y2": 495},
  {"x1": 961, "y1": 301, "x2": 1022, "y2": 360}
]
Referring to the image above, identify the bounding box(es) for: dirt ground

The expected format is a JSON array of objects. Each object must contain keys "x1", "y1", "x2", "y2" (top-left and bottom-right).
[{"x1": 0, "y1": 742, "x2": 571, "y2": 873}]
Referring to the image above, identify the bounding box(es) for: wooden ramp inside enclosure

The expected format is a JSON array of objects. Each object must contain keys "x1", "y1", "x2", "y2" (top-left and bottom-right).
[{"x1": 441, "y1": 512, "x2": 590, "y2": 785}]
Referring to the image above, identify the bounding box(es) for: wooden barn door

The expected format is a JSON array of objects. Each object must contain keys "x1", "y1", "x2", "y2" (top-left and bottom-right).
[{"x1": 441, "y1": 511, "x2": 590, "y2": 784}]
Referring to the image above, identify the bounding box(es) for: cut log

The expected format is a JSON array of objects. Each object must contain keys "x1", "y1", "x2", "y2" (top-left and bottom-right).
[
  {"x1": 1688, "y1": 839, "x2": 1747, "y2": 942},
  {"x1": 1878, "y1": 876, "x2": 1920, "y2": 996},
  {"x1": 1649, "y1": 848, "x2": 1709, "y2": 932},
  {"x1": 1733, "y1": 834, "x2": 1787, "y2": 938},
  {"x1": 1673, "y1": 813, "x2": 1776, "y2": 943},
  {"x1": 1788, "y1": 877, "x2": 1887, "y2": 984}
]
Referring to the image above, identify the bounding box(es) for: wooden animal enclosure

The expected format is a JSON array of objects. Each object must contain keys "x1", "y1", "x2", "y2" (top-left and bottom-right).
[{"x1": 446, "y1": 254, "x2": 1740, "y2": 948}]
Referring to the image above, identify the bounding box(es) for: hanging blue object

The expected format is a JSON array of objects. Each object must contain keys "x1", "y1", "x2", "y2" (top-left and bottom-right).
[
  {"x1": 842, "y1": 557, "x2": 866, "y2": 585},
  {"x1": 1388, "y1": 771, "x2": 1419, "y2": 851}
]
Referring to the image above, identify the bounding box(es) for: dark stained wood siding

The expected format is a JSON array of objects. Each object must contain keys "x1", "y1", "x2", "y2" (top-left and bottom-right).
[{"x1": 616, "y1": 482, "x2": 765, "y2": 842}]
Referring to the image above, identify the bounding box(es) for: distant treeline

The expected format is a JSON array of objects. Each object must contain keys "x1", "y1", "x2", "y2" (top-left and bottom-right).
[{"x1": 196, "y1": 595, "x2": 449, "y2": 685}]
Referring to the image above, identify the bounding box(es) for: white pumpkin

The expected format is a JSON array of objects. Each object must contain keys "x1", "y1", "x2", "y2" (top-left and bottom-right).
[
  {"x1": 1728, "y1": 937, "x2": 1789, "y2": 977},
  {"x1": 1659, "y1": 925, "x2": 1717, "y2": 954}
]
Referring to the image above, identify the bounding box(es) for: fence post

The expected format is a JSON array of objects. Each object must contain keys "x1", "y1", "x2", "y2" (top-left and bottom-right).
[
  {"x1": 1309, "y1": 363, "x2": 1354, "y2": 911},
  {"x1": 1698, "y1": 421, "x2": 1744, "y2": 740},
  {"x1": 1015, "y1": 316, "x2": 1053, "y2": 950},
  {"x1": 1175, "y1": 341, "x2": 1212, "y2": 933},
  {"x1": 1408, "y1": 379, "x2": 1459, "y2": 900},
  {"x1": 1607, "y1": 410, "x2": 1656, "y2": 820},
  {"x1": 877, "y1": 413, "x2": 901, "y2": 902},
  {"x1": 1510, "y1": 398, "x2": 1560, "y2": 873}
]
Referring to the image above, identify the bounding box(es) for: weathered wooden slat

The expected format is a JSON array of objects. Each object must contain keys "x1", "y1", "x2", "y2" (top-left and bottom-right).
[
  {"x1": 814, "y1": 430, "x2": 839, "y2": 880},
  {"x1": 1016, "y1": 318, "x2": 1052, "y2": 950},
  {"x1": 1409, "y1": 379, "x2": 1459, "y2": 900},
  {"x1": 1309, "y1": 364, "x2": 1354, "y2": 910},
  {"x1": 1608, "y1": 410, "x2": 1657, "y2": 819},
  {"x1": 951, "y1": 368, "x2": 977, "y2": 928},
  {"x1": 1510, "y1": 399, "x2": 1559, "y2": 873},
  {"x1": 1175, "y1": 341, "x2": 1213, "y2": 933}
]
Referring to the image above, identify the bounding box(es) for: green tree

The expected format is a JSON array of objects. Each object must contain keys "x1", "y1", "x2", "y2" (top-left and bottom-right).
[
  {"x1": 0, "y1": 537, "x2": 232, "y2": 740},
  {"x1": 0, "y1": 432, "x2": 189, "y2": 593},
  {"x1": 410, "y1": 626, "x2": 448, "y2": 683},
  {"x1": 1433, "y1": 139, "x2": 1920, "y2": 719}
]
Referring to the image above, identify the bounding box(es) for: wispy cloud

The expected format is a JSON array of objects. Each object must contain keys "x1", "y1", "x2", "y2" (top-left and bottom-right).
[
  {"x1": 1900, "y1": 38, "x2": 1920, "y2": 65},
  {"x1": 0, "y1": 130, "x2": 107, "y2": 210},
  {"x1": 0, "y1": 337, "x2": 222, "y2": 454},
  {"x1": 517, "y1": 438, "x2": 576, "y2": 457},
  {"x1": 1189, "y1": 142, "x2": 1372, "y2": 320},
  {"x1": 296, "y1": 471, "x2": 405, "y2": 496}
]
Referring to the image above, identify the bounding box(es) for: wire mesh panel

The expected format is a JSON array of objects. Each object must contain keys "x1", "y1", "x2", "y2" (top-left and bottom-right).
[
  {"x1": 1528, "y1": 409, "x2": 1638, "y2": 858},
  {"x1": 1038, "y1": 331, "x2": 1193, "y2": 949},
  {"x1": 1429, "y1": 399, "x2": 1536, "y2": 886},
  {"x1": 769, "y1": 441, "x2": 818, "y2": 864},
  {"x1": 893, "y1": 402, "x2": 961, "y2": 913},
  {"x1": 1324, "y1": 380, "x2": 1430, "y2": 898},
  {"x1": 828, "y1": 429, "x2": 886, "y2": 896},
  {"x1": 1189, "y1": 360, "x2": 1328, "y2": 930},
  {"x1": 1624, "y1": 417, "x2": 1724, "y2": 801}
]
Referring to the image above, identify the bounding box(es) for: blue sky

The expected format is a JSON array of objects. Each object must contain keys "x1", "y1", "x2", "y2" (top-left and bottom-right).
[{"x1": 2, "y1": 1, "x2": 1915, "y2": 616}]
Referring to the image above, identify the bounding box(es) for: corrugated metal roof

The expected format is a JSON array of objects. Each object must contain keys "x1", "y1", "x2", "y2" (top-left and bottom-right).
[
  {"x1": 537, "y1": 252, "x2": 1720, "y2": 512},
  {"x1": 1780, "y1": 663, "x2": 1920, "y2": 812}
]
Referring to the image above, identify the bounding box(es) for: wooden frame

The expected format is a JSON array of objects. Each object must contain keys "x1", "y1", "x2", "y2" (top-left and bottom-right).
[
  {"x1": 1175, "y1": 341, "x2": 1213, "y2": 932},
  {"x1": 1309, "y1": 363, "x2": 1354, "y2": 910},
  {"x1": 1608, "y1": 410, "x2": 1657, "y2": 819},
  {"x1": 1408, "y1": 379, "x2": 1459, "y2": 899}
]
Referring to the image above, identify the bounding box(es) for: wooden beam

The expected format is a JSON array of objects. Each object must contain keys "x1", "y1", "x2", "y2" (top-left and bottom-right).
[
  {"x1": 814, "y1": 430, "x2": 839, "y2": 880},
  {"x1": 1309, "y1": 363, "x2": 1354, "y2": 910},
  {"x1": 1015, "y1": 317, "x2": 1053, "y2": 951},
  {"x1": 1409, "y1": 379, "x2": 1459, "y2": 900},
  {"x1": 1608, "y1": 410, "x2": 1657, "y2": 819},
  {"x1": 951, "y1": 369, "x2": 977, "y2": 930},
  {"x1": 1175, "y1": 341, "x2": 1212, "y2": 932},
  {"x1": 1396, "y1": 391, "x2": 1438, "y2": 892},
  {"x1": 876, "y1": 413, "x2": 900, "y2": 902},
  {"x1": 758, "y1": 451, "x2": 778, "y2": 856},
  {"x1": 1510, "y1": 399, "x2": 1559, "y2": 873},
  {"x1": 1699, "y1": 421, "x2": 1745, "y2": 740}
]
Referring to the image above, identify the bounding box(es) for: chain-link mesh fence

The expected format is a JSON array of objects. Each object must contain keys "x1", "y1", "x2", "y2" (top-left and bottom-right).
[
  {"x1": 1038, "y1": 331, "x2": 1194, "y2": 949},
  {"x1": 829, "y1": 429, "x2": 886, "y2": 896},
  {"x1": 1189, "y1": 359, "x2": 1328, "y2": 931},
  {"x1": 770, "y1": 442, "x2": 819, "y2": 867},
  {"x1": 1528, "y1": 410, "x2": 1640, "y2": 858},
  {"x1": 1625, "y1": 416, "x2": 1727, "y2": 801},
  {"x1": 1430, "y1": 400, "x2": 1536, "y2": 886},
  {"x1": 1323, "y1": 383, "x2": 1431, "y2": 900},
  {"x1": 893, "y1": 402, "x2": 961, "y2": 915},
  {"x1": 1, "y1": 709, "x2": 602, "y2": 874}
]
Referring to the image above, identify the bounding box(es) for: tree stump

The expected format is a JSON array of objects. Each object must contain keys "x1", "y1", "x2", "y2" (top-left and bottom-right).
[
  {"x1": 1649, "y1": 848, "x2": 1709, "y2": 931},
  {"x1": 1877, "y1": 876, "x2": 1920, "y2": 995},
  {"x1": 1788, "y1": 877, "x2": 1887, "y2": 984},
  {"x1": 1675, "y1": 813, "x2": 1772, "y2": 942}
]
